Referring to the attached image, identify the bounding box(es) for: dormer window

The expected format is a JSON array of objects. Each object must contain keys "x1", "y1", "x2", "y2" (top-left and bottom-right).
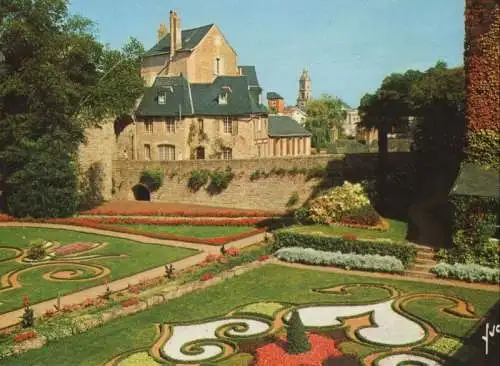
[
  {"x1": 218, "y1": 86, "x2": 232, "y2": 105},
  {"x1": 158, "y1": 91, "x2": 167, "y2": 105}
]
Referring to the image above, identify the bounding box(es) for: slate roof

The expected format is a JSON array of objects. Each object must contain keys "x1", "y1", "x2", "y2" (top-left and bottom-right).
[
  {"x1": 144, "y1": 24, "x2": 213, "y2": 56},
  {"x1": 267, "y1": 92, "x2": 283, "y2": 100},
  {"x1": 452, "y1": 162, "x2": 499, "y2": 198},
  {"x1": 268, "y1": 116, "x2": 312, "y2": 137},
  {"x1": 136, "y1": 75, "x2": 267, "y2": 117},
  {"x1": 238, "y1": 66, "x2": 260, "y2": 87}
]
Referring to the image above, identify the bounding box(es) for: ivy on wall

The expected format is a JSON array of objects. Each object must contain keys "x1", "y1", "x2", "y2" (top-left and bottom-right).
[{"x1": 465, "y1": 0, "x2": 500, "y2": 166}]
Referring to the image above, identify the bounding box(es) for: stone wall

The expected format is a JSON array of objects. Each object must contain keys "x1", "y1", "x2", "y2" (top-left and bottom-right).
[
  {"x1": 78, "y1": 121, "x2": 115, "y2": 203},
  {"x1": 112, "y1": 153, "x2": 412, "y2": 210}
]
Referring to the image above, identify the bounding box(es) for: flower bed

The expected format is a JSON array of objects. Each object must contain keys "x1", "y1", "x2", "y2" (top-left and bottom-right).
[
  {"x1": 272, "y1": 230, "x2": 416, "y2": 267},
  {"x1": 120, "y1": 297, "x2": 140, "y2": 308},
  {"x1": 75, "y1": 217, "x2": 267, "y2": 226},
  {"x1": 81, "y1": 208, "x2": 283, "y2": 218},
  {"x1": 253, "y1": 333, "x2": 343, "y2": 366},
  {"x1": 275, "y1": 247, "x2": 405, "y2": 273},
  {"x1": 53, "y1": 242, "x2": 93, "y2": 256},
  {"x1": 13, "y1": 330, "x2": 37, "y2": 343}
]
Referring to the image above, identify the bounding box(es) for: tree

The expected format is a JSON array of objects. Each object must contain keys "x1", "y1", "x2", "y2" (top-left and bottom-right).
[
  {"x1": 287, "y1": 310, "x2": 310, "y2": 354},
  {"x1": 0, "y1": 0, "x2": 144, "y2": 217},
  {"x1": 410, "y1": 63, "x2": 466, "y2": 198},
  {"x1": 304, "y1": 94, "x2": 347, "y2": 149}
]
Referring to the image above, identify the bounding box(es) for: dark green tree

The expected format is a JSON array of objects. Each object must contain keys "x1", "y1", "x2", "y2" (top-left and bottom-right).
[
  {"x1": 304, "y1": 94, "x2": 347, "y2": 149},
  {"x1": 0, "y1": 0, "x2": 144, "y2": 217},
  {"x1": 286, "y1": 310, "x2": 311, "y2": 354}
]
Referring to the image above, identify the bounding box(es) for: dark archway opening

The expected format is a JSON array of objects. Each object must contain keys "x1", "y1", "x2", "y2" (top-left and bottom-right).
[{"x1": 132, "y1": 184, "x2": 151, "y2": 201}]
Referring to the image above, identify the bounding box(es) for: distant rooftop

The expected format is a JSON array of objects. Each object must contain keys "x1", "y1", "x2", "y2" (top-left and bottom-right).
[{"x1": 267, "y1": 92, "x2": 283, "y2": 100}]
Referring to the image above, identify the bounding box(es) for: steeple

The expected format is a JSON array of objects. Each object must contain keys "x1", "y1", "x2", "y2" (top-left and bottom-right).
[{"x1": 297, "y1": 68, "x2": 312, "y2": 111}]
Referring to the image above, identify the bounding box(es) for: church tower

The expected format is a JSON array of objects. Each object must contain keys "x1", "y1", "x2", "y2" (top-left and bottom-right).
[{"x1": 297, "y1": 68, "x2": 312, "y2": 111}]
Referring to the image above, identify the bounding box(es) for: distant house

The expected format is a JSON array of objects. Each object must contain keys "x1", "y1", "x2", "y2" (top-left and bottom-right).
[
  {"x1": 267, "y1": 92, "x2": 285, "y2": 114},
  {"x1": 283, "y1": 106, "x2": 307, "y2": 125}
]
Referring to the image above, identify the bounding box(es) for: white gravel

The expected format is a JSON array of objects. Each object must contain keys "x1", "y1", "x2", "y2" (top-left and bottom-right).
[
  {"x1": 377, "y1": 353, "x2": 442, "y2": 366},
  {"x1": 163, "y1": 318, "x2": 270, "y2": 362}
]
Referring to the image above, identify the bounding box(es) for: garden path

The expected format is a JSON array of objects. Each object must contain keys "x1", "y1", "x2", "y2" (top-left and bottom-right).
[{"x1": 0, "y1": 222, "x2": 266, "y2": 330}]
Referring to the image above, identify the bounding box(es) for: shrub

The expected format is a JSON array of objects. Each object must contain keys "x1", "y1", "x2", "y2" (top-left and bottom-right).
[
  {"x1": 431, "y1": 262, "x2": 499, "y2": 284},
  {"x1": 286, "y1": 192, "x2": 300, "y2": 208},
  {"x1": 275, "y1": 247, "x2": 405, "y2": 273},
  {"x1": 340, "y1": 205, "x2": 382, "y2": 226},
  {"x1": 272, "y1": 230, "x2": 416, "y2": 267},
  {"x1": 139, "y1": 169, "x2": 164, "y2": 192},
  {"x1": 250, "y1": 169, "x2": 266, "y2": 181},
  {"x1": 27, "y1": 238, "x2": 47, "y2": 260},
  {"x1": 293, "y1": 207, "x2": 310, "y2": 225},
  {"x1": 305, "y1": 165, "x2": 326, "y2": 180},
  {"x1": 308, "y1": 181, "x2": 374, "y2": 225},
  {"x1": 187, "y1": 170, "x2": 209, "y2": 191},
  {"x1": 208, "y1": 167, "x2": 234, "y2": 194},
  {"x1": 287, "y1": 310, "x2": 311, "y2": 354}
]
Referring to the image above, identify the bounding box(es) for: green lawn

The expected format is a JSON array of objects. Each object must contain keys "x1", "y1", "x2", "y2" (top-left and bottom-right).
[
  {"x1": 3, "y1": 264, "x2": 497, "y2": 366},
  {"x1": 287, "y1": 218, "x2": 408, "y2": 241},
  {"x1": 112, "y1": 224, "x2": 255, "y2": 238},
  {"x1": 0, "y1": 227, "x2": 197, "y2": 313}
]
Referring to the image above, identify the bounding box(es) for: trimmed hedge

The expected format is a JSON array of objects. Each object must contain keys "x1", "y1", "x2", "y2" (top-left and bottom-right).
[
  {"x1": 431, "y1": 262, "x2": 499, "y2": 284},
  {"x1": 275, "y1": 247, "x2": 405, "y2": 273},
  {"x1": 272, "y1": 230, "x2": 416, "y2": 267}
]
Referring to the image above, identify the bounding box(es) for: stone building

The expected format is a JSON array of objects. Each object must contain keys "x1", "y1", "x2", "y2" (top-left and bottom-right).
[
  {"x1": 342, "y1": 108, "x2": 360, "y2": 137},
  {"x1": 297, "y1": 68, "x2": 312, "y2": 111},
  {"x1": 77, "y1": 10, "x2": 312, "y2": 202},
  {"x1": 266, "y1": 92, "x2": 285, "y2": 114},
  {"x1": 283, "y1": 106, "x2": 307, "y2": 125}
]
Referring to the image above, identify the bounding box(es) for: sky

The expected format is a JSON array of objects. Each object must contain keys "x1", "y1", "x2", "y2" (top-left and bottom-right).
[{"x1": 69, "y1": 0, "x2": 465, "y2": 108}]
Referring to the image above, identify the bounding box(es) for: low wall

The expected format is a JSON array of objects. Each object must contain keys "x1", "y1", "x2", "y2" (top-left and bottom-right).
[{"x1": 112, "y1": 153, "x2": 412, "y2": 211}]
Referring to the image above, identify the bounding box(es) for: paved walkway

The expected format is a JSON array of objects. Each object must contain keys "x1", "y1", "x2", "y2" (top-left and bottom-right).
[{"x1": 0, "y1": 223, "x2": 266, "y2": 329}]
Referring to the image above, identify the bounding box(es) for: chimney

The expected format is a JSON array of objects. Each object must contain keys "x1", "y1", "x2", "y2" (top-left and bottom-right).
[
  {"x1": 169, "y1": 11, "x2": 182, "y2": 57},
  {"x1": 169, "y1": 11, "x2": 175, "y2": 58},
  {"x1": 157, "y1": 23, "x2": 168, "y2": 41}
]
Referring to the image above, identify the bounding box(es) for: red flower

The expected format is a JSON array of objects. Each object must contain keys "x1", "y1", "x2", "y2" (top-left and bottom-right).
[
  {"x1": 254, "y1": 333, "x2": 342, "y2": 366},
  {"x1": 22, "y1": 294, "x2": 30, "y2": 308},
  {"x1": 225, "y1": 247, "x2": 240, "y2": 256},
  {"x1": 54, "y1": 242, "x2": 93, "y2": 256},
  {"x1": 259, "y1": 255, "x2": 270, "y2": 261}
]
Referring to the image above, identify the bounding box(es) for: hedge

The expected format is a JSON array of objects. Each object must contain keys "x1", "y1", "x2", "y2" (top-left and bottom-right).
[
  {"x1": 431, "y1": 262, "x2": 499, "y2": 284},
  {"x1": 271, "y1": 230, "x2": 416, "y2": 267}
]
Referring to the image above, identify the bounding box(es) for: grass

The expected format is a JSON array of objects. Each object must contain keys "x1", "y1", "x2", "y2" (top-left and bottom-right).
[
  {"x1": 287, "y1": 218, "x2": 408, "y2": 241},
  {"x1": 112, "y1": 224, "x2": 255, "y2": 238},
  {"x1": 0, "y1": 227, "x2": 197, "y2": 313},
  {"x1": 2, "y1": 264, "x2": 497, "y2": 366}
]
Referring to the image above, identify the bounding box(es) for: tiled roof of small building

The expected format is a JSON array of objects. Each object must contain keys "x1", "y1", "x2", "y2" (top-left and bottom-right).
[
  {"x1": 144, "y1": 24, "x2": 214, "y2": 56},
  {"x1": 452, "y1": 163, "x2": 499, "y2": 198},
  {"x1": 135, "y1": 75, "x2": 267, "y2": 117},
  {"x1": 268, "y1": 115, "x2": 312, "y2": 137},
  {"x1": 267, "y1": 92, "x2": 283, "y2": 100}
]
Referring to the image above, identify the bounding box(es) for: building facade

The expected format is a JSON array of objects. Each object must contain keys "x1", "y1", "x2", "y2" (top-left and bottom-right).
[{"x1": 342, "y1": 108, "x2": 360, "y2": 137}]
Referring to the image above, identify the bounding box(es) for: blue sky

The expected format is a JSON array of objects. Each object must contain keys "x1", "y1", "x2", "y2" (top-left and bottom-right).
[{"x1": 69, "y1": 0, "x2": 464, "y2": 108}]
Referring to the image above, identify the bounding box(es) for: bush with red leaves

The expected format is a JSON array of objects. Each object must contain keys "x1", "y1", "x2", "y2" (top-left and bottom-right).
[
  {"x1": 253, "y1": 333, "x2": 342, "y2": 366},
  {"x1": 259, "y1": 255, "x2": 270, "y2": 261},
  {"x1": 82, "y1": 208, "x2": 283, "y2": 218}
]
